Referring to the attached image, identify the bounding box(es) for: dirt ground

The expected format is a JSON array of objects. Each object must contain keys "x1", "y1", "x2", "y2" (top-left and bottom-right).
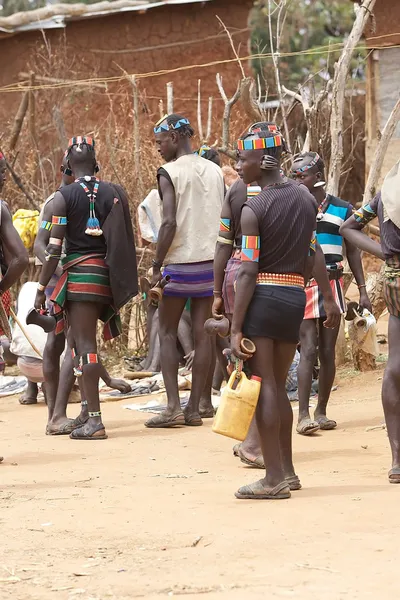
[{"x1": 1, "y1": 357, "x2": 398, "y2": 600}]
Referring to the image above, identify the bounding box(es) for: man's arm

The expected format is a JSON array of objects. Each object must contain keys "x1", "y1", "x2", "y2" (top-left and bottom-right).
[
  {"x1": 212, "y1": 190, "x2": 234, "y2": 317},
  {"x1": 340, "y1": 213, "x2": 384, "y2": 260},
  {"x1": 312, "y1": 242, "x2": 341, "y2": 329},
  {"x1": 34, "y1": 200, "x2": 53, "y2": 265},
  {"x1": 0, "y1": 203, "x2": 29, "y2": 293},
  {"x1": 345, "y1": 239, "x2": 372, "y2": 311},
  {"x1": 152, "y1": 175, "x2": 177, "y2": 285},
  {"x1": 34, "y1": 191, "x2": 67, "y2": 309},
  {"x1": 231, "y1": 206, "x2": 259, "y2": 359}
]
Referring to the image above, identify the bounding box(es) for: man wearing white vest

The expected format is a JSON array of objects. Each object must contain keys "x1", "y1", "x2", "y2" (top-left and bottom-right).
[{"x1": 147, "y1": 114, "x2": 224, "y2": 428}]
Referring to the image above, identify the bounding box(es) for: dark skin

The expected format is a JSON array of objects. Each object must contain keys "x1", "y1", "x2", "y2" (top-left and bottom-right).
[
  {"x1": 231, "y1": 148, "x2": 307, "y2": 497},
  {"x1": 213, "y1": 166, "x2": 340, "y2": 466},
  {"x1": 340, "y1": 213, "x2": 400, "y2": 481},
  {"x1": 0, "y1": 158, "x2": 29, "y2": 460},
  {"x1": 35, "y1": 152, "x2": 130, "y2": 439},
  {"x1": 34, "y1": 165, "x2": 129, "y2": 434},
  {"x1": 293, "y1": 163, "x2": 371, "y2": 434},
  {"x1": 145, "y1": 126, "x2": 213, "y2": 426}
]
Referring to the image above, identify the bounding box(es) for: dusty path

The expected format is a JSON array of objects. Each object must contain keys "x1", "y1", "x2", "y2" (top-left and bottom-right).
[{"x1": 0, "y1": 364, "x2": 397, "y2": 600}]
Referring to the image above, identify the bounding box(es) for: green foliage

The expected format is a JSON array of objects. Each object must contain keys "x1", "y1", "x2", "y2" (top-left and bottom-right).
[{"x1": 251, "y1": 0, "x2": 365, "y2": 92}]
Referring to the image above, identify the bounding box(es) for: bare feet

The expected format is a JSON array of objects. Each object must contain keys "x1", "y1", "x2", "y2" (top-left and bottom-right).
[{"x1": 46, "y1": 417, "x2": 78, "y2": 435}]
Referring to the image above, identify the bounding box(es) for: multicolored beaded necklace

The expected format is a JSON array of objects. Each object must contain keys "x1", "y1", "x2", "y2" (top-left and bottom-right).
[
  {"x1": 316, "y1": 195, "x2": 329, "y2": 221},
  {"x1": 76, "y1": 176, "x2": 103, "y2": 236}
]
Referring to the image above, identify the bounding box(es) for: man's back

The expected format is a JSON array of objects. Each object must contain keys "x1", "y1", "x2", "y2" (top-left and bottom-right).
[{"x1": 159, "y1": 154, "x2": 224, "y2": 265}]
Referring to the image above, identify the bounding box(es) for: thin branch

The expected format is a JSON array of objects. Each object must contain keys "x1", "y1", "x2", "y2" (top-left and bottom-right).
[
  {"x1": 216, "y1": 15, "x2": 246, "y2": 80},
  {"x1": 166, "y1": 82, "x2": 174, "y2": 114},
  {"x1": 267, "y1": 0, "x2": 292, "y2": 152},
  {"x1": 197, "y1": 80, "x2": 204, "y2": 141},
  {"x1": 206, "y1": 97, "x2": 213, "y2": 143},
  {"x1": 327, "y1": 0, "x2": 377, "y2": 196},
  {"x1": 216, "y1": 75, "x2": 242, "y2": 156}
]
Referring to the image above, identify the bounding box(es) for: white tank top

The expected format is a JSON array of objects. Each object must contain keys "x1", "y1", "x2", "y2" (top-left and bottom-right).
[{"x1": 160, "y1": 154, "x2": 224, "y2": 265}]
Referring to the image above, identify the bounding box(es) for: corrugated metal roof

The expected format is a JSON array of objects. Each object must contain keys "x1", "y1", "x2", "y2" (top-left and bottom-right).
[{"x1": 0, "y1": 0, "x2": 212, "y2": 35}]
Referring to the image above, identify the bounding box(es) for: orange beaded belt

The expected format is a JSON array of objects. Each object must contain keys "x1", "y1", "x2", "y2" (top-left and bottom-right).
[{"x1": 256, "y1": 272, "x2": 304, "y2": 288}]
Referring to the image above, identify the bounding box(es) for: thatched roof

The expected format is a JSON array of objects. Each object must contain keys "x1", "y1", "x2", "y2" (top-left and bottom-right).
[{"x1": 0, "y1": 0, "x2": 212, "y2": 35}]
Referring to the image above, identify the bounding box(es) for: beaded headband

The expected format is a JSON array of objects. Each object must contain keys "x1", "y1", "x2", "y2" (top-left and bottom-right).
[
  {"x1": 292, "y1": 153, "x2": 321, "y2": 174},
  {"x1": 196, "y1": 145, "x2": 211, "y2": 157},
  {"x1": 237, "y1": 134, "x2": 283, "y2": 151},
  {"x1": 67, "y1": 136, "x2": 95, "y2": 151},
  {"x1": 249, "y1": 123, "x2": 278, "y2": 134},
  {"x1": 154, "y1": 116, "x2": 190, "y2": 134}
]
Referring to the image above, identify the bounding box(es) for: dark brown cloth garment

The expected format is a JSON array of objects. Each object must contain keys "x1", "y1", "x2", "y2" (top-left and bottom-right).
[
  {"x1": 246, "y1": 180, "x2": 317, "y2": 276},
  {"x1": 103, "y1": 184, "x2": 138, "y2": 311},
  {"x1": 370, "y1": 192, "x2": 400, "y2": 260}
]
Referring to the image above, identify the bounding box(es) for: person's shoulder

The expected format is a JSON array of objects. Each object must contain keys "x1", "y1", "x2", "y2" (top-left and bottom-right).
[
  {"x1": 328, "y1": 194, "x2": 350, "y2": 209},
  {"x1": 229, "y1": 178, "x2": 246, "y2": 196}
]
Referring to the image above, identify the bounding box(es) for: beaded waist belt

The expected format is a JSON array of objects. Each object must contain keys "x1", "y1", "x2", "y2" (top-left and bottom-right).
[{"x1": 256, "y1": 272, "x2": 304, "y2": 288}]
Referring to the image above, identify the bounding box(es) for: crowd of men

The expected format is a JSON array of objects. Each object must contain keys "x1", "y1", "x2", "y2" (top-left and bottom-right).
[{"x1": 0, "y1": 114, "x2": 399, "y2": 497}]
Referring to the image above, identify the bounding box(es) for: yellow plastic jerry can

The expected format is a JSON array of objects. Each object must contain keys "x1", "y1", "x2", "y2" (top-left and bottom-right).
[{"x1": 212, "y1": 370, "x2": 261, "y2": 441}]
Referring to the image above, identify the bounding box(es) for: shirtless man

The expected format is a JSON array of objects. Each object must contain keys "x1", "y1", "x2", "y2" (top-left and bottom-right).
[
  {"x1": 34, "y1": 137, "x2": 137, "y2": 440},
  {"x1": 0, "y1": 151, "x2": 29, "y2": 461}
]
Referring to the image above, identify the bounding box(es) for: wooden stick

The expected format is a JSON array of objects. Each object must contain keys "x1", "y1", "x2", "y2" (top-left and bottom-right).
[
  {"x1": 267, "y1": 0, "x2": 292, "y2": 153},
  {"x1": 167, "y1": 82, "x2": 174, "y2": 114},
  {"x1": 197, "y1": 80, "x2": 204, "y2": 141},
  {"x1": 124, "y1": 371, "x2": 157, "y2": 380},
  {"x1": 8, "y1": 90, "x2": 29, "y2": 151},
  {"x1": 158, "y1": 99, "x2": 164, "y2": 120},
  {"x1": 131, "y1": 75, "x2": 143, "y2": 248},
  {"x1": 28, "y1": 72, "x2": 37, "y2": 148},
  {"x1": 9, "y1": 308, "x2": 43, "y2": 359},
  {"x1": 0, "y1": 149, "x2": 38, "y2": 210},
  {"x1": 363, "y1": 95, "x2": 400, "y2": 205},
  {"x1": 327, "y1": 0, "x2": 377, "y2": 196},
  {"x1": 206, "y1": 97, "x2": 213, "y2": 143},
  {"x1": 52, "y1": 105, "x2": 67, "y2": 149},
  {"x1": 216, "y1": 74, "x2": 241, "y2": 158}
]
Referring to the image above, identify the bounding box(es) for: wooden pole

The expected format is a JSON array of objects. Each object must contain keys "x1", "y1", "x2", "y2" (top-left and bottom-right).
[
  {"x1": 166, "y1": 82, "x2": 174, "y2": 114},
  {"x1": 197, "y1": 80, "x2": 204, "y2": 142},
  {"x1": 8, "y1": 90, "x2": 29, "y2": 151},
  {"x1": 131, "y1": 75, "x2": 143, "y2": 249},
  {"x1": 364, "y1": 95, "x2": 400, "y2": 205},
  {"x1": 206, "y1": 97, "x2": 213, "y2": 143},
  {"x1": 327, "y1": 0, "x2": 376, "y2": 196}
]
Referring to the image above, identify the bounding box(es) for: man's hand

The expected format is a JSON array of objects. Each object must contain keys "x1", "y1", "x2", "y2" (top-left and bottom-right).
[
  {"x1": 359, "y1": 289, "x2": 372, "y2": 313},
  {"x1": 212, "y1": 296, "x2": 224, "y2": 318},
  {"x1": 231, "y1": 331, "x2": 251, "y2": 361},
  {"x1": 151, "y1": 268, "x2": 161, "y2": 288},
  {"x1": 184, "y1": 350, "x2": 194, "y2": 370},
  {"x1": 34, "y1": 290, "x2": 46, "y2": 311},
  {"x1": 322, "y1": 298, "x2": 341, "y2": 329}
]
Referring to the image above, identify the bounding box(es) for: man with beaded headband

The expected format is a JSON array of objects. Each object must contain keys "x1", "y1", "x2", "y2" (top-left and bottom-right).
[
  {"x1": 291, "y1": 152, "x2": 370, "y2": 436},
  {"x1": 341, "y1": 160, "x2": 400, "y2": 484},
  {"x1": 214, "y1": 125, "x2": 340, "y2": 472},
  {"x1": 34, "y1": 152, "x2": 131, "y2": 435},
  {"x1": 34, "y1": 136, "x2": 137, "y2": 440},
  {"x1": 230, "y1": 127, "x2": 318, "y2": 499},
  {"x1": 147, "y1": 113, "x2": 224, "y2": 428}
]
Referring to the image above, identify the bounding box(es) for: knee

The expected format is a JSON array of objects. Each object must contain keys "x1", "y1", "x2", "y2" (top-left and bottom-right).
[
  {"x1": 383, "y1": 364, "x2": 400, "y2": 404},
  {"x1": 319, "y1": 344, "x2": 336, "y2": 366},
  {"x1": 300, "y1": 339, "x2": 317, "y2": 364}
]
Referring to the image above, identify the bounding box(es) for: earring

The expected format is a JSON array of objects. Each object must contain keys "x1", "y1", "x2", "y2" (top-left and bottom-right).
[{"x1": 314, "y1": 181, "x2": 326, "y2": 188}]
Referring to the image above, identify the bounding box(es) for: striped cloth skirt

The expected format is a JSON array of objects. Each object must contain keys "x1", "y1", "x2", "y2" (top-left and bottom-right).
[
  {"x1": 384, "y1": 256, "x2": 400, "y2": 318},
  {"x1": 51, "y1": 253, "x2": 121, "y2": 341},
  {"x1": 163, "y1": 261, "x2": 214, "y2": 298},
  {"x1": 304, "y1": 277, "x2": 346, "y2": 320},
  {"x1": 222, "y1": 256, "x2": 241, "y2": 315}
]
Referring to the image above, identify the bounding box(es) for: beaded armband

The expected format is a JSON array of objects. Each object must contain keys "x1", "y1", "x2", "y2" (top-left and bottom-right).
[
  {"x1": 353, "y1": 204, "x2": 376, "y2": 228},
  {"x1": 241, "y1": 235, "x2": 260, "y2": 262}
]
